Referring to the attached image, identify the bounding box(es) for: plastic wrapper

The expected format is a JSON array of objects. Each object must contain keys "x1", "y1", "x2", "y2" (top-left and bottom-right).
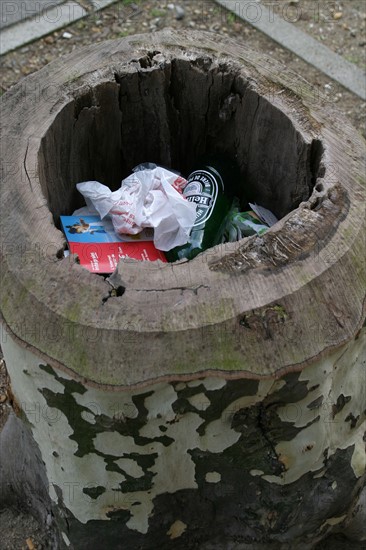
[
  {"x1": 76, "y1": 166, "x2": 197, "y2": 251},
  {"x1": 249, "y1": 203, "x2": 278, "y2": 227},
  {"x1": 220, "y1": 199, "x2": 270, "y2": 243}
]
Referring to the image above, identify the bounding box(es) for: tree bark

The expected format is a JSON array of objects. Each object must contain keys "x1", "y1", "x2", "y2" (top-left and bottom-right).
[{"x1": 0, "y1": 30, "x2": 365, "y2": 548}]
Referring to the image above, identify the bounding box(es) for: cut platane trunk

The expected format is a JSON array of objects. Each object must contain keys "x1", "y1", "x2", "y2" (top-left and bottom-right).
[{"x1": 0, "y1": 30, "x2": 365, "y2": 549}]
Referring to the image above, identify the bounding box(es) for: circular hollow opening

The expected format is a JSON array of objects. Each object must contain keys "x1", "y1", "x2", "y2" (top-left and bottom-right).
[{"x1": 38, "y1": 54, "x2": 324, "y2": 251}]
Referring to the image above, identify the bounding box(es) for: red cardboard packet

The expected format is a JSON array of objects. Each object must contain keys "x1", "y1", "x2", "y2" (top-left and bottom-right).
[{"x1": 61, "y1": 215, "x2": 167, "y2": 273}]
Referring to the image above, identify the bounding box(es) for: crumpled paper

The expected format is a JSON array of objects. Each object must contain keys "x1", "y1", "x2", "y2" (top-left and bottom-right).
[{"x1": 76, "y1": 166, "x2": 197, "y2": 251}]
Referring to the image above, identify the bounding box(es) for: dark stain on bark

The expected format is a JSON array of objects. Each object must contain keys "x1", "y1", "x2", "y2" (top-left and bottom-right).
[
  {"x1": 332, "y1": 394, "x2": 352, "y2": 419},
  {"x1": 82, "y1": 486, "x2": 106, "y2": 500}
]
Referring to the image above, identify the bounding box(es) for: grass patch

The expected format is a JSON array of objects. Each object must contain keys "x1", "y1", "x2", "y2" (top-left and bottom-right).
[
  {"x1": 226, "y1": 11, "x2": 237, "y2": 25},
  {"x1": 150, "y1": 8, "x2": 166, "y2": 17}
]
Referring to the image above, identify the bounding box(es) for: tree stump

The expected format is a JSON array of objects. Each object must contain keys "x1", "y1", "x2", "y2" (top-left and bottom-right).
[{"x1": 0, "y1": 30, "x2": 365, "y2": 549}]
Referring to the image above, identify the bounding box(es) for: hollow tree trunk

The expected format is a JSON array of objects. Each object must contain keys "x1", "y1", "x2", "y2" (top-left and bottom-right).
[{"x1": 0, "y1": 30, "x2": 365, "y2": 549}]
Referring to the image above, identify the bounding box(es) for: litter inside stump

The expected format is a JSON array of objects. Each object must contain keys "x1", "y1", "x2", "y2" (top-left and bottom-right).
[
  {"x1": 220, "y1": 200, "x2": 278, "y2": 243},
  {"x1": 60, "y1": 214, "x2": 167, "y2": 274},
  {"x1": 61, "y1": 161, "x2": 278, "y2": 273}
]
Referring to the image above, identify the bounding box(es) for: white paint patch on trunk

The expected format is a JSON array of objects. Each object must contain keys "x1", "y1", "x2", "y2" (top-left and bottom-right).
[
  {"x1": 62, "y1": 532, "x2": 71, "y2": 546},
  {"x1": 94, "y1": 431, "x2": 163, "y2": 456},
  {"x1": 115, "y1": 458, "x2": 145, "y2": 478},
  {"x1": 350, "y1": 431, "x2": 366, "y2": 479},
  {"x1": 263, "y1": 331, "x2": 366, "y2": 485},
  {"x1": 94, "y1": 410, "x2": 201, "y2": 532},
  {"x1": 196, "y1": 377, "x2": 227, "y2": 390},
  {"x1": 325, "y1": 514, "x2": 347, "y2": 526},
  {"x1": 250, "y1": 470, "x2": 265, "y2": 477},
  {"x1": 72, "y1": 387, "x2": 138, "y2": 420},
  {"x1": 2, "y1": 336, "x2": 127, "y2": 523},
  {"x1": 81, "y1": 410, "x2": 97, "y2": 424},
  {"x1": 144, "y1": 383, "x2": 177, "y2": 421},
  {"x1": 274, "y1": 422, "x2": 327, "y2": 483},
  {"x1": 187, "y1": 393, "x2": 211, "y2": 410},
  {"x1": 167, "y1": 519, "x2": 187, "y2": 539},
  {"x1": 2, "y1": 328, "x2": 365, "y2": 535},
  {"x1": 205, "y1": 472, "x2": 221, "y2": 483}
]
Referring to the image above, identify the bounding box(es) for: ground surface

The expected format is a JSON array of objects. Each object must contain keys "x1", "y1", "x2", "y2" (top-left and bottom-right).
[
  {"x1": 0, "y1": 0, "x2": 365, "y2": 548},
  {"x1": 0, "y1": 509, "x2": 50, "y2": 550},
  {"x1": 274, "y1": 0, "x2": 366, "y2": 68}
]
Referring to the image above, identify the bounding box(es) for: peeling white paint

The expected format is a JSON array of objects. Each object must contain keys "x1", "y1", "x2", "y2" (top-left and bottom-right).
[
  {"x1": 144, "y1": 383, "x2": 177, "y2": 421},
  {"x1": 196, "y1": 377, "x2": 226, "y2": 390},
  {"x1": 126, "y1": 494, "x2": 154, "y2": 533},
  {"x1": 313, "y1": 469, "x2": 326, "y2": 479},
  {"x1": 250, "y1": 469, "x2": 264, "y2": 477},
  {"x1": 205, "y1": 471, "x2": 221, "y2": 483},
  {"x1": 263, "y1": 331, "x2": 366, "y2": 485},
  {"x1": 187, "y1": 393, "x2": 211, "y2": 410},
  {"x1": 187, "y1": 379, "x2": 205, "y2": 388},
  {"x1": 167, "y1": 519, "x2": 187, "y2": 539},
  {"x1": 351, "y1": 431, "x2": 366, "y2": 478},
  {"x1": 81, "y1": 410, "x2": 97, "y2": 424},
  {"x1": 270, "y1": 422, "x2": 326, "y2": 484},
  {"x1": 62, "y1": 532, "x2": 71, "y2": 546},
  {"x1": 148, "y1": 412, "x2": 200, "y2": 492},
  {"x1": 94, "y1": 411, "x2": 201, "y2": 533},
  {"x1": 201, "y1": 417, "x2": 240, "y2": 453},
  {"x1": 49, "y1": 483, "x2": 59, "y2": 503},
  {"x1": 73, "y1": 387, "x2": 138, "y2": 420},
  {"x1": 94, "y1": 431, "x2": 163, "y2": 456},
  {"x1": 2, "y1": 328, "x2": 365, "y2": 537},
  {"x1": 115, "y1": 458, "x2": 144, "y2": 478},
  {"x1": 325, "y1": 514, "x2": 347, "y2": 526}
]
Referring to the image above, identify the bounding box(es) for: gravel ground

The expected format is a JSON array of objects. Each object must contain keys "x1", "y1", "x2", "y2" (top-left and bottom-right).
[
  {"x1": 0, "y1": 509, "x2": 51, "y2": 550},
  {"x1": 0, "y1": 1, "x2": 365, "y2": 548},
  {"x1": 273, "y1": 0, "x2": 366, "y2": 68}
]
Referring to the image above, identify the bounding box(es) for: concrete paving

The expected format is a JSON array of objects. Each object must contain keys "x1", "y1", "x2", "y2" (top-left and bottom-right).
[
  {"x1": 216, "y1": 0, "x2": 366, "y2": 100},
  {"x1": 0, "y1": 0, "x2": 121, "y2": 54},
  {"x1": 0, "y1": 0, "x2": 66, "y2": 29},
  {"x1": 0, "y1": 0, "x2": 87, "y2": 54}
]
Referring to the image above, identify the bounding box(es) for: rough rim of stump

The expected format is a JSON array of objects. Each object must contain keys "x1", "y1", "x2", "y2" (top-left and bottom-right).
[{"x1": 0, "y1": 30, "x2": 365, "y2": 389}]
